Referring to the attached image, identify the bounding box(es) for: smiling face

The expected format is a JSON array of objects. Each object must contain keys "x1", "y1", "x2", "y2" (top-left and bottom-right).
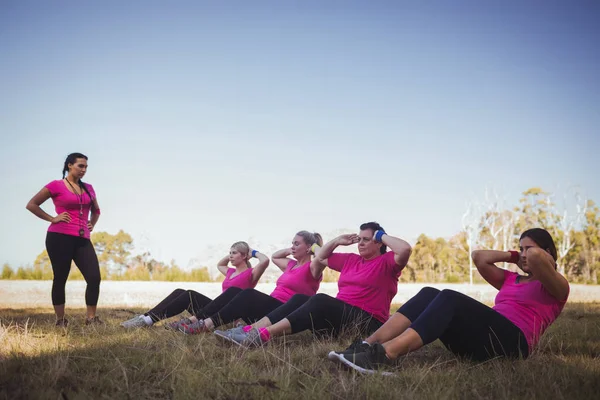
[
  {"x1": 357, "y1": 229, "x2": 382, "y2": 260},
  {"x1": 290, "y1": 235, "x2": 309, "y2": 259},
  {"x1": 68, "y1": 157, "x2": 88, "y2": 180}
]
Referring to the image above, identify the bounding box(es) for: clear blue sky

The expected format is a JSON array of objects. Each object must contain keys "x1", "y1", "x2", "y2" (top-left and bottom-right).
[{"x1": 1, "y1": 1, "x2": 599, "y2": 268}]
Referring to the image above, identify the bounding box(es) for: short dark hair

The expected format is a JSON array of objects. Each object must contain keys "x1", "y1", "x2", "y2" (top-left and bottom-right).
[
  {"x1": 520, "y1": 228, "x2": 557, "y2": 261},
  {"x1": 359, "y1": 221, "x2": 387, "y2": 254}
]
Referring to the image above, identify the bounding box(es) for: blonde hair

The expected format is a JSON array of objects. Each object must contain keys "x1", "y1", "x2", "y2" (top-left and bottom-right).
[
  {"x1": 230, "y1": 241, "x2": 252, "y2": 268},
  {"x1": 296, "y1": 231, "x2": 324, "y2": 249}
]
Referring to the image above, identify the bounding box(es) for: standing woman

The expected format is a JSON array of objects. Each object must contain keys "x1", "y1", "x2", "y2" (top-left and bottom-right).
[{"x1": 26, "y1": 153, "x2": 102, "y2": 327}]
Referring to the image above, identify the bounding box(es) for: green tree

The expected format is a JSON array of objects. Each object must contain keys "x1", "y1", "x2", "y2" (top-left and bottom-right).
[
  {"x1": 92, "y1": 230, "x2": 134, "y2": 273},
  {"x1": 1, "y1": 263, "x2": 14, "y2": 279}
]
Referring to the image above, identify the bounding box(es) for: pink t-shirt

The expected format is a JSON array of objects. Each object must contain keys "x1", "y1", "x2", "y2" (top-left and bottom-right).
[
  {"x1": 270, "y1": 260, "x2": 322, "y2": 303},
  {"x1": 221, "y1": 268, "x2": 256, "y2": 292},
  {"x1": 328, "y1": 251, "x2": 402, "y2": 323},
  {"x1": 45, "y1": 180, "x2": 99, "y2": 240},
  {"x1": 493, "y1": 270, "x2": 568, "y2": 350}
]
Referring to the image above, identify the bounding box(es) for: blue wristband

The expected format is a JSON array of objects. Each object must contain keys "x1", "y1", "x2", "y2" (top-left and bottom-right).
[
  {"x1": 374, "y1": 230, "x2": 386, "y2": 242},
  {"x1": 251, "y1": 250, "x2": 258, "y2": 258}
]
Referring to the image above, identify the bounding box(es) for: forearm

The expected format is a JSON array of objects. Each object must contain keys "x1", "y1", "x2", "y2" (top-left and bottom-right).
[
  {"x1": 472, "y1": 250, "x2": 512, "y2": 266},
  {"x1": 89, "y1": 213, "x2": 100, "y2": 228},
  {"x1": 254, "y1": 252, "x2": 269, "y2": 265},
  {"x1": 271, "y1": 248, "x2": 292, "y2": 259},
  {"x1": 316, "y1": 239, "x2": 340, "y2": 262},
  {"x1": 217, "y1": 255, "x2": 230, "y2": 267},
  {"x1": 26, "y1": 204, "x2": 53, "y2": 222},
  {"x1": 381, "y1": 234, "x2": 411, "y2": 255}
]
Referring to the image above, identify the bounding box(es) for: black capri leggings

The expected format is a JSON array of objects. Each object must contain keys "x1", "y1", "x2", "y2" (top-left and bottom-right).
[
  {"x1": 146, "y1": 287, "x2": 243, "y2": 322},
  {"x1": 45, "y1": 232, "x2": 101, "y2": 306},
  {"x1": 282, "y1": 293, "x2": 383, "y2": 338},
  {"x1": 398, "y1": 287, "x2": 529, "y2": 361},
  {"x1": 209, "y1": 288, "x2": 286, "y2": 327}
]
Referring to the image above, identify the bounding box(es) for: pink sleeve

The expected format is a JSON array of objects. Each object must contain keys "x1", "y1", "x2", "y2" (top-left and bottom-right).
[
  {"x1": 327, "y1": 253, "x2": 350, "y2": 272},
  {"x1": 380, "y1": 251, "x2": 399, "y2": 273},
  {"x1": 286, "y1": 259, "x2": 298, "y2": 271},
  {"x1": 499, "y1": 270, "x2": 517, "y2": 288},
  {"x1": 44, "y1": 180, "x2": 61, "y2": 196}
]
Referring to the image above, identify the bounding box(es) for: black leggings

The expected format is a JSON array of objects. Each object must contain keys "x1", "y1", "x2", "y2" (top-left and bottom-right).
[
  {"x1": 398, "y1": 287, "x2": 529, "y2": 361},
  {"x1": 45, "y1": 232, "x2": 101, "y2": 306},
  {"x1": 209, "y1": 288, "x2": 285, "y2": 327},
  {"x1": 146, "y1": 287, "x2": 243, "y2": 322},
  {"x1": 281, "y1": 293, "x2": 383, "y2": 337}
]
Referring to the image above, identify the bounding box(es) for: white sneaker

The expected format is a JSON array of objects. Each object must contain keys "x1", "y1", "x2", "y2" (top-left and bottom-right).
[{"x1": 120, "y1": 315, "x2": 148, "y2": 329}]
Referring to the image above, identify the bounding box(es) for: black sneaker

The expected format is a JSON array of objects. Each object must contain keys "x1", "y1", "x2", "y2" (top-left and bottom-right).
[
  {"x1": 327, "y1": 338, "x2": 372, "y2": 362},
  {"x1": 339, "y1": 343, "x2": 395, "y2": 376}
]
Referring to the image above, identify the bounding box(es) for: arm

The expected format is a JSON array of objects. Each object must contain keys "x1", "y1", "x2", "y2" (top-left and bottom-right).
[
  {"x1": 216, "y1": 255, "x2": 230, "y2": 276},
  {"x1": 271, "y1": 248, "x2": 293, "y2": 272},
  {"x1": 26, "y1": 187, "x2": 70, "y2": 224},
  {"x1": 251, "y1": 251, "x2": 270, "y2": 283},
  {"x1": 471, "y1": 250, "x2": 509, "y2": 290},
  {"x1": 526, "y1": 248, "x2": 569, "y2": 301},
  {"x1": 88, "y1": 198, "x2": 101, "y2": 232},
  {"x1": 310, "y1": 234, "x2": 358, "y2": 279},
  {"x1": 380, "y1": 233, "x2": 412, "y2": 267}
]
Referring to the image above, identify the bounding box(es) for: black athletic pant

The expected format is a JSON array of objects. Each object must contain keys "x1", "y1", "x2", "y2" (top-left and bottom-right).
[
  {"x1": 398, "y1": 287, "x2": 529, "y2": 361},
  {"x1": 209, "y1": 288, "x2": 285, "y2": 327},
  {"x1": 283, "y1": 293, "x2": 383, "y2": 337},
  {"x1": 146, "y1": 287, "x2": 243, "y2": 322},
  {"x1": 45, "y1": 232, "x2": 101, "y2": 306}
]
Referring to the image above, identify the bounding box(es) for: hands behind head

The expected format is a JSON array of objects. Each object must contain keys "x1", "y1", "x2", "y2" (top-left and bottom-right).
[{"x1": 336, "y1": 233, "x2": 359, "y2": 246}]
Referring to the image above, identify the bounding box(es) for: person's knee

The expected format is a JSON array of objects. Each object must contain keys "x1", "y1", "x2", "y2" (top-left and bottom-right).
[
  {"x1": 312, "y1": 293, "x2": 332, "y2": 303},
  {"x1": 419, "y1": 287, "x2": 441, "y2": 296},
  {"x1": 439, "y1": 289, "x2": 464, "y2": 303},
  {"x1": 53, "y1": 275, "x2": 69, "y2": 286},
  {"x1": 87, "y1": 275, "x2": 101, "y2": 288}
]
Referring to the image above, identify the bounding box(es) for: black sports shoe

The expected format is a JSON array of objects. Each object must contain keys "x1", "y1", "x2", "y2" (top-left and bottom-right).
[
  {"x1": 328, "y1": 338, "x2": 372, "y2": 362},
  {"x1": 339, "y1": 343, "x2": 395, "y2": 376}
]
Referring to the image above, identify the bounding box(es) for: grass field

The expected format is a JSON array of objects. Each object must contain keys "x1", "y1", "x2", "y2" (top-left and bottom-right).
[{"x1": 1, "y1": 303, "x2": 600, "y2": 399}]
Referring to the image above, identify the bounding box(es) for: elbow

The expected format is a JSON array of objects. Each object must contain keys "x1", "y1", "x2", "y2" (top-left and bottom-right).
[
  {"x1": 471, "y1": 250, "x2": 482, "y2": 264},
  {"x1": 25, "y1": 202, "x2": 35, "y2": 212}
]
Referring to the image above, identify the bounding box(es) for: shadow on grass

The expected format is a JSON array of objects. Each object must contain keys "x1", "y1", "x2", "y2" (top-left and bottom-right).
[{"x1": 1, "y1": 304, "x2": 600, "y2": 399}]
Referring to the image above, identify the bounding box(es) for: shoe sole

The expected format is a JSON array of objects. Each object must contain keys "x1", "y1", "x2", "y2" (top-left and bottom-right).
[
  {"x1": 328, "y1": 351, "x2": 342, "y2": 362},
  {"x1": 213, "y1": 331, "x2": 244, "y2": 347},
  {"x1": 337, "y1": 354, "x2": 394, "y2": 377}
]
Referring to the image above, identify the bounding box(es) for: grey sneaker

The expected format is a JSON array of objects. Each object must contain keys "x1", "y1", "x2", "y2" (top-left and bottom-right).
[
  {"x1": 338, "y1": 343, "x2": 395, "y2": 376},
  {"x1": 239, "y1": 328, "x2": 269, "y2": 348},
  {"x1": 120, "y1": 315, "x2": 148, "y2": 329},
  {"x1": 214, "y1": 326, "x2": 248, "y2": 346},
  {"x1": 165, "y1": 317, "x2": 192, "y2": 331},
  {"x1": 178, "y1": 319, "x2": 208, "y2": 335},
  {"x1": 328, "y1": 338, "x2": 372, "y2": 362}
]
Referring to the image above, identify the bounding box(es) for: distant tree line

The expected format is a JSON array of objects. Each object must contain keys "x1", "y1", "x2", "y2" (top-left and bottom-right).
[{"x1": 2, "y1": 187, "x2": 598, "y2": 283}]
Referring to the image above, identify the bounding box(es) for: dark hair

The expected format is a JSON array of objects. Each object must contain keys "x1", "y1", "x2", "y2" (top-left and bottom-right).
[
  {"x1": 520, "y1": 228, "x2": 557, "y2": 261},
  {"x1": 62, "y1": 153, "x2": 95, "y2": 210},
  {"x1": 360, "y1": 221, "x2": 387, "y2": 254}
]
